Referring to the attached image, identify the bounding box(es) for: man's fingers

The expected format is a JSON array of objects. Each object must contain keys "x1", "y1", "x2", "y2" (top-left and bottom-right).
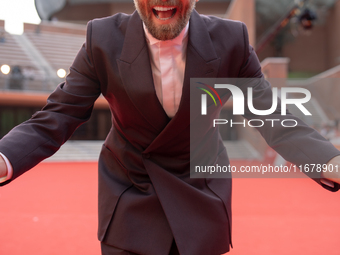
[
  {"x1": 0, "y1": 154, "x2": 8, "y2": 179},
  {"x1": 322, "y1": 155, "x2": 340, "y2": 184}
]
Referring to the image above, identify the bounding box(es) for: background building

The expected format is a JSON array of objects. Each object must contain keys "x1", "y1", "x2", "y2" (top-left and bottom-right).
[{"x1": 1, "y1": 0, "x2": 339, "y2": 160}]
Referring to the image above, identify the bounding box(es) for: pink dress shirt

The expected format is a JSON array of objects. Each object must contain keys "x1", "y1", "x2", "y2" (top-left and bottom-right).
[{"x1": 143, "y1": 22, "x2": 189, "y2": 118}]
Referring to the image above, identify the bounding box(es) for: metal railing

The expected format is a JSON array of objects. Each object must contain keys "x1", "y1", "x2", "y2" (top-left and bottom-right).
[{"x1": 0, "y1": 75, "x2": 61, "y2": 92}]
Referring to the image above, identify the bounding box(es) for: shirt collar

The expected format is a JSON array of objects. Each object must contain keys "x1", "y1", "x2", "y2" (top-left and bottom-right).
[{"x1": 143, "y1": 22, "x2": 189, "y2": 46}]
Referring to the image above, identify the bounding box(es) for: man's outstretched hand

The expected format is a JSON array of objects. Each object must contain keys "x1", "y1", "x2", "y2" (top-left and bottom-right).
[
  {"x1": 0, "y1": 155, "x2": 8, "y2": 179},
  {"x1": 322, "y1": 155, "x2": 340, "y2": 184}
]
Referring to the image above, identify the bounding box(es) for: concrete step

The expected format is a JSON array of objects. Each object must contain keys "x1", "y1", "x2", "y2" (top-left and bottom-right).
[
  {"x1": 44, "y1": 139, "x2": 260, "y2": 162},
  {"x1": 44, "y1": 140, "x2": 103, "y2": 162},
  {"x1": 223, "y1": 140, "x2": 261, "y2": 160}
]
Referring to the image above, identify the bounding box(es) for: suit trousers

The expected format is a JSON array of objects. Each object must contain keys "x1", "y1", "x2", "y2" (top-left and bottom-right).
[{"x1": 100, "y1": 240, "x2": 180, "y2": 255}]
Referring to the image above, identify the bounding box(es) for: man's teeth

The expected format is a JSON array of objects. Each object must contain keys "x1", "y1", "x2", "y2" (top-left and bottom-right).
[
  {"x1": 153, "y1": 6, "x2": 176, "y2": 20},
  {"x1": 153, "y1": 6, "x2": 175, "y2": 11}
]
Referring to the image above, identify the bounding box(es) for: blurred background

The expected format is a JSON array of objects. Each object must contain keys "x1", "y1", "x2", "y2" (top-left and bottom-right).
[
  {"x1": 0, "y1": 0, "x2": 340, "y2": 162},
  {"x1": 1, "y1": 1, "x2": 340, "y2": 255}
]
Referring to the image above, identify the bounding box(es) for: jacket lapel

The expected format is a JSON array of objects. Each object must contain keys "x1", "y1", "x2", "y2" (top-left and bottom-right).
[
  {"x1": 117, "y1": 11, "x2": 170, "y2": 133},
  {"x1": 145, "y1": 10, "x2": 221, "y2": 152}
]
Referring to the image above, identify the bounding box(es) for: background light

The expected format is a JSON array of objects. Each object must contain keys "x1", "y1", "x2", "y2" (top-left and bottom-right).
[
  {"x1": 57, "y1": 69, "x2": 67, "y2": 78},
  {"x1": 1, "y1": 64, "x2": 11, "y2": 75}
]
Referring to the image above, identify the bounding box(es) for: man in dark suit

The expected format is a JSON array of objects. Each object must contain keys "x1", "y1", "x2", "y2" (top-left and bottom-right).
[{"x1": 1, "y1": 0, "x2": 340, "y2": 254}]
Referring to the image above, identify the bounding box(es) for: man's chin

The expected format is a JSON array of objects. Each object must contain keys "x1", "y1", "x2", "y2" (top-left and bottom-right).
[
  {"x1": 151, "y1": 29, "x2": 178, "y2": 41},
  {"x1": 146, "y1": 17, "x2": 187, "y2": 40}
]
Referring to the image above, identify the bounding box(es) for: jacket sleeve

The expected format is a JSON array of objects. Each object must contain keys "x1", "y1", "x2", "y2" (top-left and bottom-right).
[
  {"x1": 0, "y1": 20, "x2": 101, "y2": 184},
  {"x1": 238, "y1": 23, "x2": 340, "y2": 192}
]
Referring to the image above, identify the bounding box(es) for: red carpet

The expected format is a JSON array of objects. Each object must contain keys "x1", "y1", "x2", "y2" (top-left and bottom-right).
[
  {"x1": 0, "y1": 162, "x2": 100, "y2": 255},
  {"x1": 0, "y1": 161, "x2": 339, "y2": 255}
]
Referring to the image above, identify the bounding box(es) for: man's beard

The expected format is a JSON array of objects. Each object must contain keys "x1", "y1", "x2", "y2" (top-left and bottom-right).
[{"x1": 134, "y1": 0, "x2": 196, "y2": 41}]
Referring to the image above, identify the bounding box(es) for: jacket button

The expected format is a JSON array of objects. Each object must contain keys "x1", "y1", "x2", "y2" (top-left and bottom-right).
[{"x1": 144, "y1": 153, "x2": 150, "y2": 159}]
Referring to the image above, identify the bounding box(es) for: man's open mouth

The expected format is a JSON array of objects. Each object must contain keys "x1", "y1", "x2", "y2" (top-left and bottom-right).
[{"x1": 152, "y1": 6, "x2": 177, "y2": 21}]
